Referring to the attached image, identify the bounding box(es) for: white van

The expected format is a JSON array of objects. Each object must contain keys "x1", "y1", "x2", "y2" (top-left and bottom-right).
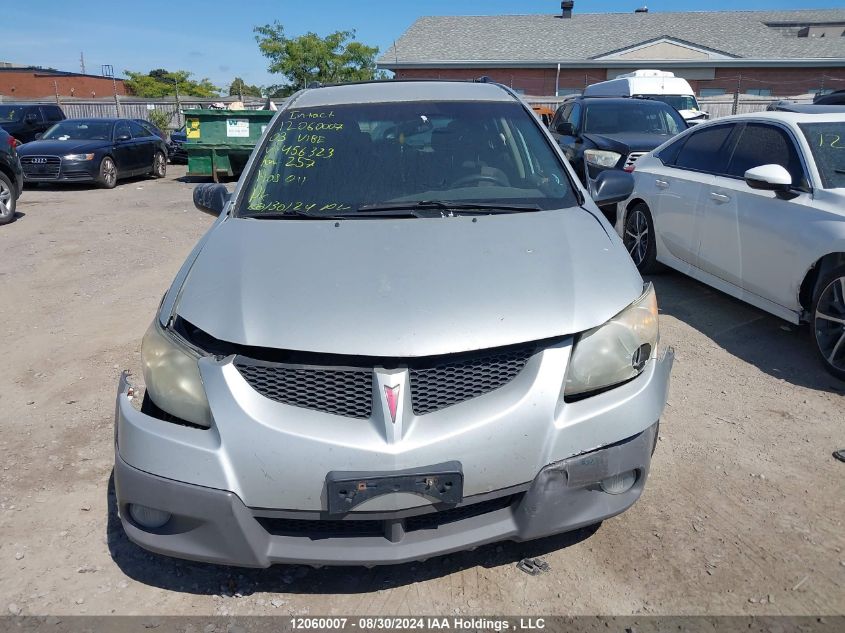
[{"x1": 583, "y1": 70, "x2": 708, "y2": 124}]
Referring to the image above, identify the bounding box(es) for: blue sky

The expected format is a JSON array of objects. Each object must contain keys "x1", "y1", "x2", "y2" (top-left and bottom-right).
[{"x1": 2, "y1": 0, "x2": 842, "y2": 90}]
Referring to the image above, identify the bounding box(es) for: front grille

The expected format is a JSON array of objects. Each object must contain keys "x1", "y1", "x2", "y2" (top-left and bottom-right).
[
  {"x1": 20, "y1": 155, "x2": 61, "y2": 179},
  {"x1": 234, "y1": 359, "x2": 373, "y2": 419},
  {"x1": 61, "y1": 169, "x2": 91, "y2": 180},
  {"x1": 409, "y1": 346, "x2": 534, "y2": 415},
  {"x1": 624, "y1": 152, "x2": 646, "y2": 170},
  {"x1": 256, "y1": 494, "x2": 519, "y2": 539},
  {"x1": 233, "y1": 343, "x2": 536, "y2": 418}
]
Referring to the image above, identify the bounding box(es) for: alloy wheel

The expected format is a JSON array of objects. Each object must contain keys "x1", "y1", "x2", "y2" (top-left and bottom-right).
[
  {"x1": 0, "y1": 180, "x2": 11, "y2": 219},
  {"x1": 154, "y1": 152, "x2": 166, "y2": 177},
  {"x1": 624, "y1": 208, "x2": 649, "y2": 267},
  {"x1": 815, "y1": 275, "x2": 845, "y2": 373},
  {"x1": 103, "y1": 158, "x2": 116, "y2": 187}
]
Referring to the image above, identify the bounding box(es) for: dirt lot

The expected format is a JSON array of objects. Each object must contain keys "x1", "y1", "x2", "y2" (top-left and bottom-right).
[{"x1": 1, "y1": 167, "x2": 843, "y2": 617}]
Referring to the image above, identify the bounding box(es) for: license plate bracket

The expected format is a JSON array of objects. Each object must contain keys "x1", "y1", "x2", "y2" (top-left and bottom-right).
[{"x1": 326, "y1": 461, "x2": 463, "y2": 515}]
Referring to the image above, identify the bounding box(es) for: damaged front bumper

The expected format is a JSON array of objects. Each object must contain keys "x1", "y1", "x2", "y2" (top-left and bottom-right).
[
  {"x1": 112, "y1": 348, "x2": 673, "y2": 567},
  {"x1": 114, "y1": 420, "x2": 659, "y2": 567}
]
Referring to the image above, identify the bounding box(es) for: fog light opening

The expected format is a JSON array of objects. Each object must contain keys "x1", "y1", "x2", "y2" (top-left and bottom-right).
[
  {"x1": 128, "y1": 504, "x2": 172, "y2": 529},
  {"x1": 600, "y1": 470, "x2": 637, "y2": 495}
]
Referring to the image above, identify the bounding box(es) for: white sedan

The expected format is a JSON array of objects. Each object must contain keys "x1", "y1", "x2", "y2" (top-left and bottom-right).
[{"x1": 615, "y1": 111, "x2": 845, "y2": 379}]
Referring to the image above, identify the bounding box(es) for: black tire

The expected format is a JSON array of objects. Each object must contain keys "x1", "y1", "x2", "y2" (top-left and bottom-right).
[
  {"x1": 812, "y1": 264, "x2": 845, "y2": 381},
  {"x1": 151, "y1": 151, "x2": 166, "y2": 178},
  {"x1": 622, "y1": 203, "x2": 661, "y2": 274},
  {"x1": 0, "y1": 171, "x2": 17, "y2": 225},
  {"x1": 97, "y1": 156, "x2": 117, "y2": 189}
]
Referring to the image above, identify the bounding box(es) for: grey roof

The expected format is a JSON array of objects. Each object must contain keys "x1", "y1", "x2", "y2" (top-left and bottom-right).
[{"x1": 379, "y1": 10, "x2": 845, "y2": 67}]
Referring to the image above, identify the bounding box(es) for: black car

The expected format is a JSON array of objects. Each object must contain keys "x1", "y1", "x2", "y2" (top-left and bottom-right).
[
  {"x1": 550, "y1": 96, "x2": 687, "y2": 188},
  {"x1": 17, "y1": 118, "x2": 168, "y2": 188},
  {"x1": 0, "y1": 127, "x2": 23, "y2": 225},
  {"x1": 813, "y1": 89, "x2": 845, "y2": 106},
  {"x1": 168, "y1": 125, "x2": 188, "y2": 164},
  {"x1": 0, "y1": 104, "x2": 66, "y2": 145}
]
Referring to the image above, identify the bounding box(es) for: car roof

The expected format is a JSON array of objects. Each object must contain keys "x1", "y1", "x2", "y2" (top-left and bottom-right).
[
  {"x1": 291, "y1": 80, "x2": 520, "y2": 107},
  {"x1": 720, "y1": 111, "x2": 845, "y2": 124},
  {"x1": 60, "y1": 118, "x2": 120, "y2": 123},
  {"x1": 565, "y1": 96, "x2": 673, "y2": 107}
]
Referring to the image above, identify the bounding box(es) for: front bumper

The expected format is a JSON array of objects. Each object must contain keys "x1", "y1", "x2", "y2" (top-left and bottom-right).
[
  {"x1": 115, "y1": 420, "x2": 659, "y2": 567},
  {"x1": 113, "y1": 346, "x2": 673, "y2": 567}
]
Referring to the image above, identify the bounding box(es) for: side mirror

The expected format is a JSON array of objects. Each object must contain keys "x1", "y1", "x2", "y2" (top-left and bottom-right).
[
  {"x1": 555, "y1": 121, "x2": 575, "y2": 136},
  {"x1": 34, "y1": 133, "x2": 43, "y2": 140},
  {"x1": 589, "y1": 170, "x2": 635, "y2": 206},
  {"x1": 744, "y1": 164, "x2": 791, "y2": 192},
  {"x1": 193, "y1": 183, "x2": 231, "y2": 216},
  {"x1": 116, "y1": 133, "x2": 131, "y2": 142}
]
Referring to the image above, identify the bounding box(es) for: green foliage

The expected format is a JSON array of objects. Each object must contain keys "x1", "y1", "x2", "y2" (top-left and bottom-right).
[
  {"x1": 147, "y1": 110, "x2": 174, "y2": 133},
  {"x1": 228, "y1": 77, "x2": 263, "y2": 98},
  {"x1": 124, "y1": 69, "x2": 219, "y2": 98},
  {"x1": 253, "y1": 23, "x2": 382, "y2": 91}
]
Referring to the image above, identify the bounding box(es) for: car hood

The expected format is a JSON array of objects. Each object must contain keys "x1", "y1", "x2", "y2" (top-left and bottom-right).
[
  {"x1": 173, "y1": 209, "x2": 644, "y2": 357},
  {"x1": 18, "y1": 139, "x2": 107, "y2": 155},
  {"x1": 582, "y1": 132, "x2": 675, "y2": 154}
]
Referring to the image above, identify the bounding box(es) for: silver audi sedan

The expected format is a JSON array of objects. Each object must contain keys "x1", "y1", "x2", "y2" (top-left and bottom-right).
[{"x1": 114, "y1": 80, "x2": 673, "y2": 567}]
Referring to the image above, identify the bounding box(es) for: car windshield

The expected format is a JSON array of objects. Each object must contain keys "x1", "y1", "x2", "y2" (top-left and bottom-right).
[
  {"x1": 239, "y1": 100, "x2": 577, "y2": 218},
  {"x1": 0, "y1": 106, "x2": 23, "y2": 122},
  {"x1": 799, "y1": 122, "x2": 845, "y2": 189},
  {"x1": 583, "y1": 102, "x2": 686, "y2": 136},
  {"x1": 42, "y1": 120, "x2": 113, "y2": 141},
  {"x1": 650, "y1": 95, "x2": 699, "y2": 112}
]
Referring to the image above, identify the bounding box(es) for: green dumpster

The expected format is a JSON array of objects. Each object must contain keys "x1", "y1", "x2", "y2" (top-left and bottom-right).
[{"x1": 183, "y1": 109, "x2": 276, "y2": 181}]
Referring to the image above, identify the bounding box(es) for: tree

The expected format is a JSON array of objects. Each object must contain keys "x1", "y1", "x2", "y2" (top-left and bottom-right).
[
  {"x1": 254, "y1": 23, "x2": 382, "y2": 91},
  {"x1": 228, "y1": 77, "x2": 263, "y2": 98},
  {"x1": 124, "y1": 69, "x2": 219, "y2": 98}
]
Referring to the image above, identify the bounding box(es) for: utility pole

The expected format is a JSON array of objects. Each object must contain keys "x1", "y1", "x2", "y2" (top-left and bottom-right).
[
  {"x1": 53, "y1": 81, "x2": 61, "y2": 106},
  {"x1": 732, "y1": 74, "x2": 741, "y2": 115},
  {"x1": 102, "y1": 64, "x2": 121, "y2": 117},
  {"x1": 79, "y1": 52, "x2": 86, "y2": 74},
  {"x1": 174, "y1": 77, "x2": 182, "y2": 128}
]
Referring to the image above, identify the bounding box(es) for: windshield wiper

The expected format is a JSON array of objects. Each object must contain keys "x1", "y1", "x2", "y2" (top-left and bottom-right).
[
  {"x1": 834, "y1": 169, "x2": 845, "y2": 175},
  {"x1": 240, "y1": 209, "x2": 421, "y2": 220},
  {"x1": 356, "y1": 200, "x2": 541, "y2": 215}
]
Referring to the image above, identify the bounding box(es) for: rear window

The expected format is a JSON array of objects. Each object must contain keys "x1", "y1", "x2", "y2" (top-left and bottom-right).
[
  {"x1": 239, "y1": 100, "x2": 578, "y2": 217},
  {"x1": 799, "y1": 122, "x2": 844, "y2": 189}
]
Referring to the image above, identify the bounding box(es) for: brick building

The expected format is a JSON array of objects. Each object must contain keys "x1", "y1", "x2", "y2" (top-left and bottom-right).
[
  {"x1": 378, "y1": 5, "x2": 845, "y2": 97},
  {"x1": 0, "y1": 66, "x2": 127, "y2": 99}
]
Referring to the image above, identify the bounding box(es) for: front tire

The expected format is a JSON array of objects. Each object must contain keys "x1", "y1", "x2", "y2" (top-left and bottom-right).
[
  {"x1": 97, "y1": 156, "x2": 117, "y2": 189},
  {"x1": 812, "y1": 265, "x2": 845, "y2": 381},
  {"x1": 0, "y1": 172, "x2": 17, "y2": 225},
  {"x1": 151, "y1": 151, "x2": 166, "y2": 178},
  {"x1": 623, "y1": 203, "x2": 660, "y2": 274}
]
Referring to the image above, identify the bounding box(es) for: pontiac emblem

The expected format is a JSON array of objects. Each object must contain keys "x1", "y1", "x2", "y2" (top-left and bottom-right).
[{"x1": 383, "y1": 384, "x2": 400, "y2": 424}]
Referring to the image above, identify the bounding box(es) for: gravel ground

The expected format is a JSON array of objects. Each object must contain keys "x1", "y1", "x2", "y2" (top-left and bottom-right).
[{"x1": 1, "y1": 166, "x2": 843, "y2": 617}]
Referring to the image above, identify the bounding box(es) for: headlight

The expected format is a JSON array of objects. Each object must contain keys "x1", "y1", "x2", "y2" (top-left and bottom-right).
[
  {"x1": 564, "y1": 283, "x2": 658, "y2": 398},
  {"x1": 141, "y1": 319, "x2": 212, "y2": 427},
  {"x1": 63, "y1": 153, "x2": 95, "y2": 161},
  {"x1": 583, "y1": 149, "x2": 622, "y2": 168}
]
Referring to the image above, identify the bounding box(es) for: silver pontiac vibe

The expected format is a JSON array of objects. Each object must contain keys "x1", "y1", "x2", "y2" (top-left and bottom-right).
[{"x1": 114, "y1": 80, "x2": 673, "y2": 567}]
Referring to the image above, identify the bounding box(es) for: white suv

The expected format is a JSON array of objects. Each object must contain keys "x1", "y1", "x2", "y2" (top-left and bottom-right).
[{"x1": 617, "y1": 112, "x2": 845, "y2": 379}]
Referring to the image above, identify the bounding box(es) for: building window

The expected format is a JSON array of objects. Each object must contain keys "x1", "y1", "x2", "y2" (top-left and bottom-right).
[
  {"x1": 745, "y1": 88, "x2": 772, "y2": 96},
  {"x1": 556, "y1": 87, "x2": 579, "y2": 96},
  {"x1": 700, "y1": 88, "x2": 726, "y2": 97}
]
